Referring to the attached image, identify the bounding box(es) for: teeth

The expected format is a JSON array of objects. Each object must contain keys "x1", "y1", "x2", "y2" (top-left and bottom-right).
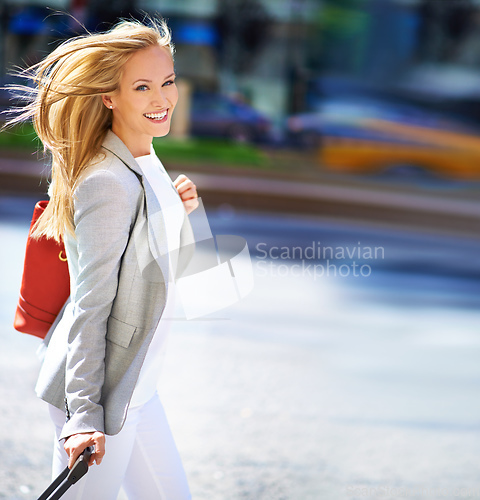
[{"x1": 145, "y1": 111, "x2": 167, "y2": 120}]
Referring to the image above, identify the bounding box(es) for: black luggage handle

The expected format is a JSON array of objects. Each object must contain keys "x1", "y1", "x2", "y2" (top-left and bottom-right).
[{"x1": 37, "y1": 446, "x2": 93, "y2": 500}]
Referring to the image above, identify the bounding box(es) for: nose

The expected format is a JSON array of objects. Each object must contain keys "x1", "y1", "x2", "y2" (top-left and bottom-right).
[{"x1": 152, "y1": 87, "x2": 168, "y2": 108}]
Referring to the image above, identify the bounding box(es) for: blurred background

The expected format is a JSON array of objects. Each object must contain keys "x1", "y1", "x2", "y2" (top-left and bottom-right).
[{"x1": 1, "y1": 1, "x2": 480, "y2": 499}]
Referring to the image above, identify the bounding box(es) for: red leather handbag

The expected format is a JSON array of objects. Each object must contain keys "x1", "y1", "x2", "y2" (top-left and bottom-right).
[{"x1": 13, "y1": 200, "x2": 70, "y2": 339}]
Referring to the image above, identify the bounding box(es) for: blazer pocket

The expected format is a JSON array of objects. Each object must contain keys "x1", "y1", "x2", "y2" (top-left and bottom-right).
[{"x1": 106, "y1": 316, "x2": 137, "y2": 348}]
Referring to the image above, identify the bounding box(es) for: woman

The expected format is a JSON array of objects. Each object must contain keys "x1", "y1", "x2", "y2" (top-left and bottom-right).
[{"x1": 11, "y1": 18, "x2": 198, "y2": 499}]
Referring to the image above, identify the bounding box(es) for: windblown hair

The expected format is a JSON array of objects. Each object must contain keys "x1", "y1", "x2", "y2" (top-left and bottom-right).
[{"x1": 6, "y1": 18, "x2": 174, "y2": 242}]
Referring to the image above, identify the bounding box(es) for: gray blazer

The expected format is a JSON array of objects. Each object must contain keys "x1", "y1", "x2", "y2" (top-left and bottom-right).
[{"x1": 35, "y1": 130, "x2": 195, "y2": 441}]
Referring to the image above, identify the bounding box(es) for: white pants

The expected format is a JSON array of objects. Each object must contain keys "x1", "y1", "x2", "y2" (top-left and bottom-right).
[{"x1": 48, "y1": 393, "x2": 191, "y2": 500}]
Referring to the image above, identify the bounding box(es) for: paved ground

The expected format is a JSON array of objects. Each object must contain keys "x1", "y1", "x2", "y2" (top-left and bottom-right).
[{"x1": 1, "y1": 196, "x2": 480, "y2": 499}]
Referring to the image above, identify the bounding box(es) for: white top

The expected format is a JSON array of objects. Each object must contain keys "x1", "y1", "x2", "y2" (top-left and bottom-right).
[{"x1": 129, "y1": 147, "x2": 186, "y2": 408}]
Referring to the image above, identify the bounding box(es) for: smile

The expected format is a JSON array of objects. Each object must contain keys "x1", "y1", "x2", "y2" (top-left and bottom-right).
[{"x1": 144, "y1": 110, "x2": 168, "y2": 122}]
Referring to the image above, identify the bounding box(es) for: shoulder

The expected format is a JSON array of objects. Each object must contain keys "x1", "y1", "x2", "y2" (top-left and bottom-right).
[
  {"x1": 75, "y1": 148, "x2": 141, "y2": 196},
  {"x1": 72, "y1": 149, "x2": 143, "y2": 228},
  {"x1": 74, "y1": 147, "x2": 142, "y2": 206}
]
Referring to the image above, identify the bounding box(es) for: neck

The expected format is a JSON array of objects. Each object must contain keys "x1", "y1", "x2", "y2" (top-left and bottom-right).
[{"x1": 111, "y1": 123, "x2": 151, "y2": 158}]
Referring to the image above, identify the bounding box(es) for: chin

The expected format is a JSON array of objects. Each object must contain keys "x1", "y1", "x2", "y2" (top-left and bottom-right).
[
  {"x1": 152, "y1": 126, "x2": 171, "y2": 138},
  {"x1": 153, "y1": 131, "x2": 170, "y2": 138}
]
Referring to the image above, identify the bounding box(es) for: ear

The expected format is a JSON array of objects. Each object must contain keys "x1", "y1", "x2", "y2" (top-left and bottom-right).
[{"x1": 102, "y1": 95, "x2": 114, "y2": 110}]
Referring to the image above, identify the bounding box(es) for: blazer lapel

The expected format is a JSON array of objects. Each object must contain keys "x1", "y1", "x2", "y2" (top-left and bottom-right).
[
  {"x1": 102, "y1": 130, "x2": 143, "y2": 177},
  {"x1": 101, "y1": 130, "x2": 170, "y2": 284}
]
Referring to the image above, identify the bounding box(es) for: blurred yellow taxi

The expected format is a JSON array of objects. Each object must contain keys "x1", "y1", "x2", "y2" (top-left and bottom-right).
[{"x1": 288, "y1": 98, "x2": 480, "y2": 180}]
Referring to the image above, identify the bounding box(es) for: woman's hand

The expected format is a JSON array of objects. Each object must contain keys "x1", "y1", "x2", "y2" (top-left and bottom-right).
[
  {"x1": 64, "y1": 431, "x2": 105, "y2": 469},
  {"x1": 174, "y1": 174, "x2": 199, "y2": 214}
]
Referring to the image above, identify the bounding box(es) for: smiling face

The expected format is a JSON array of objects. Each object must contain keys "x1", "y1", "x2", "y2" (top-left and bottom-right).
[{"x1": 103, "y1": 44, "x2": 178, "y2": 157}]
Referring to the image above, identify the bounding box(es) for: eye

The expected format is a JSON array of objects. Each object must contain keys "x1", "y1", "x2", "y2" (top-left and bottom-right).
[
  {"x1": 135, "y1": 84, "x2": 149, "y2": 91},
  {"x1": 162, "y1": 79, "x2": 176, "y2": 87}
]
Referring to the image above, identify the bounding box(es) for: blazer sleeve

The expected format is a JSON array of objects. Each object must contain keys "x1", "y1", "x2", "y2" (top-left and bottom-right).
[{"x1": 59, "y1": 167, "x2": 137, "y2": 441}]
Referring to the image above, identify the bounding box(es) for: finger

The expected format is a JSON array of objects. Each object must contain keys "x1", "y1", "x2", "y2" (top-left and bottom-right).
[
  {"x1": 67, "y1": 445, "x2": 83, "y2": 470},
  {"x1": 176, "y1": 182, "x2": 196, "y2": 196},
  {"x1": 183, "y1": 198, "x2": 198, "y2": 208},
  {"x1": 92, "y1": 434, "x2": 106, "y2": 466},
  {"x1": 182, "y1": 193, "x2": 198, "y2": 203},
  {"x1": 179, "y1": 188, "x2": 197, "y2": 201},
  {"x1": 88, "y1": 451, "x2": 102, "y2": 467},
  {"x1": 182, "y1": 197, "x2": 198, "y2": 206},
  {"x1": 174, "y1": 175, "x2": 194, "y2": 189},
  {"x1": 177, "y1": 179, "x2": 197, "y2": 193},
  {"x1": 173, "y1": 174, "x2": 188, "y2": 187}
]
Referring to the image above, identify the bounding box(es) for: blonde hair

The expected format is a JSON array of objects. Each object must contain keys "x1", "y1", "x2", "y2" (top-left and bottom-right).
[{"x1": 7, "y1": 18, "x2": 174, "y2": 242}]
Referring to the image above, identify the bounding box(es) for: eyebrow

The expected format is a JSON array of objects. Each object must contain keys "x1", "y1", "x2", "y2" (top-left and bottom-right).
[{"x1": 132, "y1": 73, "x2": 176, "y2": 85}]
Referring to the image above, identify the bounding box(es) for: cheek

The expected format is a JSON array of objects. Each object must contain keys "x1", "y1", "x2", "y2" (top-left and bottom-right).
[
  {"x1": 170, "y1": 87, "x2": 179, "y2": 108},
  {"x1": 114, "y1": 93, "x2": 139, "y2": 116},
  {"x1": 125, "y1": 95, "x2": 148, "y2": 121}
]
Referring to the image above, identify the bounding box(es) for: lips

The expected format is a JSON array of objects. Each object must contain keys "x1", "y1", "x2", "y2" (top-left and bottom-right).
[{"x1": 144, "y1": 110, "x2": 168, "y2": 122}]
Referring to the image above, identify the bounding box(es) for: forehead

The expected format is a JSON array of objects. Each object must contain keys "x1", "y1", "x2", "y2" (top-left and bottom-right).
[{"x1": 122, "y1": 45, "x2": 174, "y2": 82}]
